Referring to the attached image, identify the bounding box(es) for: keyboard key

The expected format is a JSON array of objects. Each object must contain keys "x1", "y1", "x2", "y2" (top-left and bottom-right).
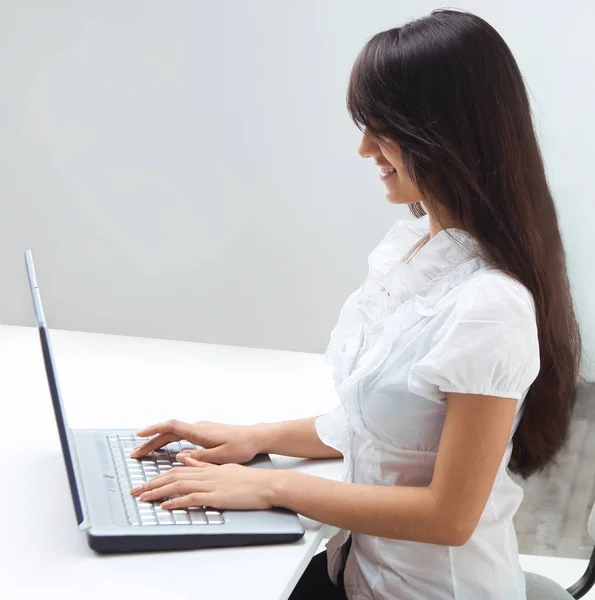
[
  {"x1": 157, "y1": 514, "x2": 174, "y2": 524},
  {"x1": 138, "y1": 512, "x2": 155, "y2": 520},
  {"x1": 140, "y1": 515, "x2": 158, "y2": 525},
  {"x1": 188, "y1": 509, "x2": 208, "y2": 524},
  {"x1": 205, "y1": 510, "x2": 224, "y2": 524},
  {"x1": 173, "y1": 511, "x2": 190, "y2": 524},
  {"x1": 206, "y1": 513, "x2": 225, "y2": 525}
]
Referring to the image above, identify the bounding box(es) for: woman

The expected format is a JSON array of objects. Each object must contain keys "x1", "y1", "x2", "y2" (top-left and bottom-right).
[{"x1": 129, "y1": 9, "x2": 581, "y2": 600}]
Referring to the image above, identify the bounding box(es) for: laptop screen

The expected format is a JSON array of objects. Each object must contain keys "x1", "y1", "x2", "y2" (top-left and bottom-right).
[{"x1": 25, "y1": 249, "x2": 85, "y2": 526}]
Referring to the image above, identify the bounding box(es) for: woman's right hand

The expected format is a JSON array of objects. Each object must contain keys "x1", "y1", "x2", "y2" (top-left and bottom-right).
[{"x1": 129, "y1": 419, "x2": 264, "y2": 465}]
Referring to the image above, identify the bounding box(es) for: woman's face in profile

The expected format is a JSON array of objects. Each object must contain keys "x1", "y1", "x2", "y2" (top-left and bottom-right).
[{"x1": 358, "y1": 129, "x2": 423, "y2": 206}]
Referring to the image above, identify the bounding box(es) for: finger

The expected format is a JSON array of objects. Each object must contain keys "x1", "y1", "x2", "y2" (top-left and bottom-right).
[
  {"x1": 138, "y1": 479, "x2": 206, "y2": 502},
  {"x1": 136, "y1": 419, "x2": 193, "y2": 440},
  {"x1": 161, "y1": 493, "x2": 214, "y2": 510},
  {"x1": 130, "y1": 433, "x2": 178, "y2": 458},
  {"x1": 130, "y1": 468, "x2": 204, "y2": 495},
  {"x1": 181, "y1": 455, "x2": 210, "y2": 468},
  {"x1": 178, "y1": 446, "x2": 229, "y2": 465},
  {"x1": 176, "y1": 449, "x2": 204, "y2": 462}
]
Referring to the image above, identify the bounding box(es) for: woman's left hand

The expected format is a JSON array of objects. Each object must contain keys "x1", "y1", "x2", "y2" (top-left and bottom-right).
[{"x1": 130, "y1": 456, "x2": 279, "y2": 510}]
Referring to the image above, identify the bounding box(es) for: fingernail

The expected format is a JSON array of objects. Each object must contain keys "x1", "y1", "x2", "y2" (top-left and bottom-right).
[
  {"x1": 130, "y1": 487, "x2": 141, "y2": 494},
  {"x1": 139, "y1": 492, "x2": 150, "y2": 501},
  {"x1": 161, "y1": 501, "x2": 172, "y2": 509}
]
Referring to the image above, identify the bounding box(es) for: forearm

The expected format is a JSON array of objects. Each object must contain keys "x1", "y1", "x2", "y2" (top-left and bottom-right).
[
  {"x1": 271, "y1": 471, "x2": 465, "y2": 546},
  {"x1": 253, "y1": 417, "x2": 343, "y2": 459}
]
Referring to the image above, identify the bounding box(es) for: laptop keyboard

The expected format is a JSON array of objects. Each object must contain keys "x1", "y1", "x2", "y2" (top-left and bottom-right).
[{"x1": 107, "y1": 434, "x2": 225, "y2": 527}]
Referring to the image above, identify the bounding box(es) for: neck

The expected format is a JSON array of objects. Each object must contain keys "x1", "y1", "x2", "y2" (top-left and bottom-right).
[{"x1": 426, "y1": 209, "x2": 462, "y2": 239}]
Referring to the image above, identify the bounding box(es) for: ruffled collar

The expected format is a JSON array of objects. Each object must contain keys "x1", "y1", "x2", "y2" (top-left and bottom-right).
[
  {"x1": 326, "y1": 215, "x2": 483, "y2": 390},
  {"x1": 373, "y1": 214, "x2": 481, "y2": 284}
]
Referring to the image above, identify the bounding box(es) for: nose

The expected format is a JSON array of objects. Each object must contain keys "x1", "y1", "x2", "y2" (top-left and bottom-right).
[{"x1": 358, "y1": 129, "x2": 381, "y2": 159}]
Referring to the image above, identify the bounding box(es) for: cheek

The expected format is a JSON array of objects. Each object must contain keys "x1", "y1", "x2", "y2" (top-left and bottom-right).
[
  {"x1": 386, "y1": 172, "x2": 421, "y2": 205},
  {"x1": 399, "y1": 173, "x2": 420, "y2": 198}
]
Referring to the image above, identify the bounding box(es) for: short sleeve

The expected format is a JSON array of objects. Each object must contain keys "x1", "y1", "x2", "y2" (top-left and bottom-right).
[
  {"x1": 408, "y1": 275, "x2": 540, "y2": 401},
  {"x1": 315, "y1": 404, "x2": 352, "y2": 456}
]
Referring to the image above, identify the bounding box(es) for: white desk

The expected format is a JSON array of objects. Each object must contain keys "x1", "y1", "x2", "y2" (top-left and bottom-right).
[
  {"x1": 1, "y1": 325, "x2": 591, "y2": 599},
  {"x1": 0, "y1": 325, "x2": 344, "y2": 600}
]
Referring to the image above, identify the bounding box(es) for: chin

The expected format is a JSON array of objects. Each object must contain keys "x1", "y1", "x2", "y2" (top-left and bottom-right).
[{"x1": 385, "y1": 192, "x2": 405, "y2": 205}]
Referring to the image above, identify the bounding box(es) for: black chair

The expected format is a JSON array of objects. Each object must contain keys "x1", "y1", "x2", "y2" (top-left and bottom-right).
[{"x1": 524, "y1": 502, "x2": 595, "y2": 599}]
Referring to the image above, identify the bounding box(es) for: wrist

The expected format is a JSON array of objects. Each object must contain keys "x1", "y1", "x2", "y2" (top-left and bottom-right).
[
  {"x1": 249, "y1": 422, "x2": 274, "y2": 455},
  {"x1": 268, "y1": 469, "x2": 297, "y2": 509}
]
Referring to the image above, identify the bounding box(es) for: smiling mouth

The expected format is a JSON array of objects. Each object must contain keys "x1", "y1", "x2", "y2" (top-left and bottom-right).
[{"x1": 379, "y1": 167, "x2": 396, "y2": 181}]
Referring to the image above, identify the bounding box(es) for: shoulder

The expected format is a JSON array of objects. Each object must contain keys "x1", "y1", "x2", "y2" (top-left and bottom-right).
[
  {"x1": 455, "y1": 269, "x2": 535, "y2": 317},
  {"x1": 424, "y1": 266, "x2": 538, "y2": 338},
  {"x1": 409, "y1": 267, "x2": 540, "y2": 400},
  {"x1": 416, "y1": 257, "x2": 536, "y2": 327},
  {"x1": 455, "y1": 268, "x2": 536, "y2": 322}
]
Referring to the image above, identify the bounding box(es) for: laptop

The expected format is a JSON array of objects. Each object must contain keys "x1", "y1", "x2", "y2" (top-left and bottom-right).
[{"x1": 24, "y1": 249, "x2": 305, "y2": 553}]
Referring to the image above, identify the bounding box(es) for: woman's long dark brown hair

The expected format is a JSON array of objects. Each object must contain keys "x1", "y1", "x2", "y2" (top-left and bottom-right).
[{"x1": 347, "y1": 9, "x2": 582, "y2": 479}]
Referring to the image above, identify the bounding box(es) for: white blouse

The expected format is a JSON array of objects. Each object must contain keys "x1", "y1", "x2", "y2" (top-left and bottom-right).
[{"x1": 316, "y1": 214, "x2": 540, "y2": 600}]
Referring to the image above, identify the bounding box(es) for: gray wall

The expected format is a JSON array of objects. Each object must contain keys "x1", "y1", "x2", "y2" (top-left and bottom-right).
[{"x1": 1, "y1": 0, "x2": 594, "y2": 376}]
